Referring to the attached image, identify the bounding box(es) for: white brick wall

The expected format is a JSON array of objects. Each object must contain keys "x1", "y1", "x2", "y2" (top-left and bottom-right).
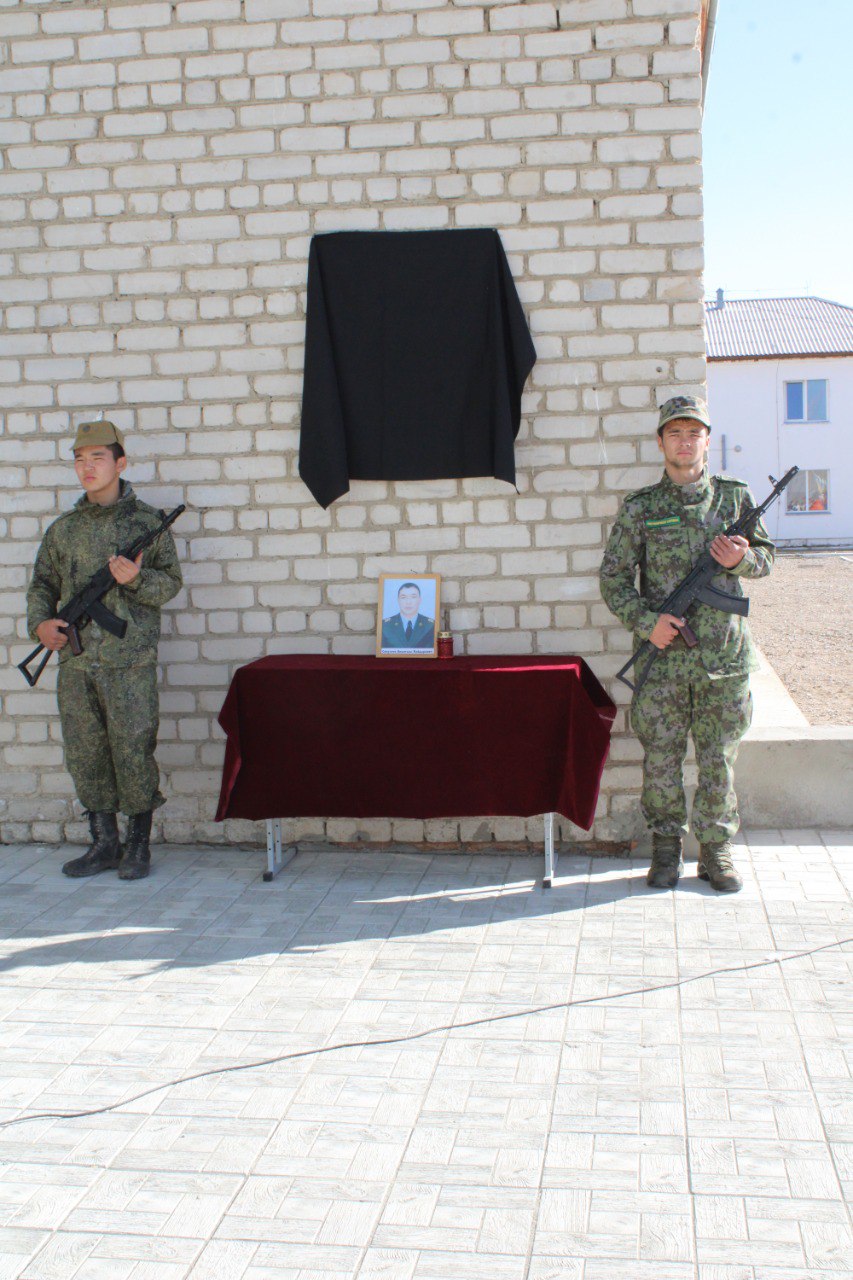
[{"x1": 0, "y1": 0, "x2": 706, "y2": 849}]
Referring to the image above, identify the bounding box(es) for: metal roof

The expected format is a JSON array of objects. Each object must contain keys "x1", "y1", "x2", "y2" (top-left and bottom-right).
[{"x1": 704, "y1": 296, "x2": 853, "y2": 360}]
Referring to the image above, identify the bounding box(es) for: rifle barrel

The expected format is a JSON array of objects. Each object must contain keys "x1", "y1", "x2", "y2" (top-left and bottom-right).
[{"x1": 122, "y1": 504, "x2": 185, "y2": 560}]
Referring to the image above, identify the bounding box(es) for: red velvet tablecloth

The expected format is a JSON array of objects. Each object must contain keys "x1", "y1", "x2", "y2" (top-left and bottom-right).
[{"x1": 215, "y1": 654, "x2": 615, "y2": 830}]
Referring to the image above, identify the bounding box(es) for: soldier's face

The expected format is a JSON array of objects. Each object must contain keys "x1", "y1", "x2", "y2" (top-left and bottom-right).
[
  {"x1": 74, "y1": 446, "x2": 125, "y2": 500},
  {"x1": 658, "y1": 419, "x2": 709, "y2": 470},
  {"x1": 398, "y1": 587, "x2": 420, "y2": 619}
]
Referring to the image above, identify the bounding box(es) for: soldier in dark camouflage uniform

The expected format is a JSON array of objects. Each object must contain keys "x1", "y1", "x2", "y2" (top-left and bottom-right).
[
  {"x1": 599, "y1": 396, "x2": 775, "y2": 892},
  {"x1": 26, "y1": 420, "x2": 182, "y2": 880}
]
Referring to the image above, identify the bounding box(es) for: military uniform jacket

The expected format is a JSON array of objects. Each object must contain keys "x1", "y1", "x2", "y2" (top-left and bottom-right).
[
  {"x1": 599, "y1": 469, "x2": 775, "y2": 679},
  {"x1": 26, "y1": 482, "x2": 182, "y2": 668},
  {"x1": 381, "y1": 612, "x2": 435, "y2": 649}
]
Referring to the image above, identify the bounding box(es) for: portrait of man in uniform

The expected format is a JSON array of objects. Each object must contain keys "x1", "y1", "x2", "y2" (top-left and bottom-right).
[{"x1": 376, "y1": 575, "x2": 440, "y2": 657}]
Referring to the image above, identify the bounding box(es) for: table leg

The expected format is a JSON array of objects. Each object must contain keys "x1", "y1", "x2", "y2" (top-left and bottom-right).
[
  {"x1": 543, "y1": 812, "x2": 556, "y2": 888},
  {"x1": 263, "y1": 818, "x2": 298, "y2": 882}
]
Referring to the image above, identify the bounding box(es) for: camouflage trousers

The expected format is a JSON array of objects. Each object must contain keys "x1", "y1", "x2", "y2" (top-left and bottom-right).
[
  {"x1": 631, "y1": 655, "x2": 752, "y2": 844},
  {"x1": 57, "y1": 662, "x2": 165, "y2": 816}
]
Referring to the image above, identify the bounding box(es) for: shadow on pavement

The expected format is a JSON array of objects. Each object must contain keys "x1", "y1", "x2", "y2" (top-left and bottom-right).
[{"x1": 0, "y1": 842, "x2": 686, "y2": 976}]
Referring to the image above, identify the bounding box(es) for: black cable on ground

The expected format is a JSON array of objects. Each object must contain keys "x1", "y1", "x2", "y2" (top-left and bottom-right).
[{"x1": 0, "y1": 937, "x2": 849, "y2": 1131}]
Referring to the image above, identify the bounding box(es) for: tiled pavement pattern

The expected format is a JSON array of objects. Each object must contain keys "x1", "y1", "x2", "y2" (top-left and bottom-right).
[{"x1": 0, "y1": 832, "x2": 851, "y2": 1280}]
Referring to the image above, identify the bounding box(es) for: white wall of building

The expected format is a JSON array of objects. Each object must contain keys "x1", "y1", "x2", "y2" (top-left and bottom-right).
[
  {"x1": 706, "y1": 356, "x2": 853, "y2": 544},
  {"x1": 0, "y1": 0, "x2": 708, "y2": 847}
]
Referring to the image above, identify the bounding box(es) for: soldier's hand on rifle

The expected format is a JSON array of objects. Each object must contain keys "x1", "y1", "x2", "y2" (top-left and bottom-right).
[
  {"x1": 710, "y1": 534, "x2": 748, "y2": 569},
  {"x1": 649, "y1": 613, "x2": 686, "y2": 649},
  {"x1": 108, "y1": 551, "x2": 143, "y2": 584},
  {"x1": 36, "y1": 619, "x2": 69, "y2": 651}
]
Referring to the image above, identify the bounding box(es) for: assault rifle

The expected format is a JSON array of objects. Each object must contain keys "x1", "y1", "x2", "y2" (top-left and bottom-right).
[
  {"x1": 615, "y1": 469, "x2": 798, "y2": 694},
  {"x1": 17, "y1": 504, "x2": 185, "y2": 688}
]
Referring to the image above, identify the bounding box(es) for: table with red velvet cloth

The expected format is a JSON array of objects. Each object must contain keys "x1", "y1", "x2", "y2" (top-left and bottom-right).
[{"x1": 215, "y1": 653, "x2": 616, "y2": 884}]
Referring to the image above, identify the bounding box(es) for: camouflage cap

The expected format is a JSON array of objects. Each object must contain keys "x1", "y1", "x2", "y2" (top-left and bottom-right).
[
  {"x1": 70, "y1": 419, "x2": 125, "y2": 452},
  {"x1": 657, "y1": 395, "x2": 711, "y2": 434}
]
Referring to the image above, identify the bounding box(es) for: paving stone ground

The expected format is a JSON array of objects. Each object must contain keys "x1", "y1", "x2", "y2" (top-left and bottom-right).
[{"x1": 0, "y1": 834, "x2": 851, "y2": 1280}]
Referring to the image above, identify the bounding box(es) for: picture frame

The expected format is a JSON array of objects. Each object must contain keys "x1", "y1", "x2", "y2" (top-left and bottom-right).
[{"x1": 376, "y1": 573, "x2": 441, "y2": 658}]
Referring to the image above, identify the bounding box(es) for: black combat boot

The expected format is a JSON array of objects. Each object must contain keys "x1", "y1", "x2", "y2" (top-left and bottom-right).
[
  {"x1": 118, "y1": 811, "x2": 153, "y2": 881},
  {"x1": 647, "y1": 833, "x2": 683, "y2": 888},
  {"x1": 698, "y1": 841, "x2": 743, "y2": 892},
  {"x1": 62, "y1": 811, "x2": 122, "y2": 877}
]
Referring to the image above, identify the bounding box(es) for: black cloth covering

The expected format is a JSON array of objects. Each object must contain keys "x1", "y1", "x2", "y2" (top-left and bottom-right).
[{"x1": 298, "y1": 229, "x2": 537, "y2": 508}]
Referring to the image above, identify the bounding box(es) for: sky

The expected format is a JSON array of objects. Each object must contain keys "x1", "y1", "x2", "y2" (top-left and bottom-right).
[{"x1": 702, "y1": 0, "x2": 853, "y2": 307}]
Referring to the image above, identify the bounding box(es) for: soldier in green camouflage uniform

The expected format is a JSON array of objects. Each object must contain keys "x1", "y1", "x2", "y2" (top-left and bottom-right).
[
  {"x1": 26, "y1": 420, "x2": 182, "y2": 880},
  {"x1": 599, "y1": 396, "x2": 774, "y2": 892}
]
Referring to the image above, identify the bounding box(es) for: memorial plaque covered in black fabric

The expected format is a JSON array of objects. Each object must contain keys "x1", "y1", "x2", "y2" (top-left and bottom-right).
[{"x1": 298, "y1": 229, "x2": 537, "y2": 508}]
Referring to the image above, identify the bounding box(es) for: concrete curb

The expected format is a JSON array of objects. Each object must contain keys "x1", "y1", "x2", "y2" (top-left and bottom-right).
[{"x1": 737, "y1": 650, "x2": 853, "y2": 828}]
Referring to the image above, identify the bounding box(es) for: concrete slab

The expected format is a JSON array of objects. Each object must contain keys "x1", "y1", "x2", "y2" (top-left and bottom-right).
[
  {"x1": 739, "y1": 725, "x2": 853, "y2": 827},
  {"x1": 738, "y1": 649, "x2": 853, "y2": 829}
]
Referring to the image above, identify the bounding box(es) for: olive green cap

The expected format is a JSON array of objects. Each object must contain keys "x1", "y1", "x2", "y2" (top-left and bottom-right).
[
  {"x1": 70, "y1": 419, "x2": 125, "y2": 452},
  {"x1": 657, "y1": 395, "x2": 711, "y2": 434}
]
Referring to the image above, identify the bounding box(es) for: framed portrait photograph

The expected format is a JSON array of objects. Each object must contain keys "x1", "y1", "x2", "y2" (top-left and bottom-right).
[{"x1": 376, "y1": 573, "x2": 441, "y2": 658}]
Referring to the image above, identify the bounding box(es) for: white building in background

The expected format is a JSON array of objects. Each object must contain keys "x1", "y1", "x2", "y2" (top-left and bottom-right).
[{"x1": 705, "y1": 294, "x2": 853, "y2": 545}]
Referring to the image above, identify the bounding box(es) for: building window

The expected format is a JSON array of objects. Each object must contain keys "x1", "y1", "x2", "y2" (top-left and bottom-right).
[
  {"x1": 785, "y1": 379, "x2": 828, "y2": 422},
  {"x1": 786, "y1": 469, "x2": 829, "y2": 513}
]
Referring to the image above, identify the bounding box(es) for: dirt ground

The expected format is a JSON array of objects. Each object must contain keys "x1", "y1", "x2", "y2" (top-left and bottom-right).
[{"x1": 745, "y1": 550, "x2": 853, "y2": 725}]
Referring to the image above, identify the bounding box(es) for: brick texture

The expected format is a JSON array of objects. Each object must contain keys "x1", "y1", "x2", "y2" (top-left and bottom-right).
[{"x1": 0, "y1": 1, "x2": 707, "y2": 848}]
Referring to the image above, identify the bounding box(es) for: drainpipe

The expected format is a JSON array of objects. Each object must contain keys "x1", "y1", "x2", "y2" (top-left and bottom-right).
[{"x1": 702, "y1": 0, "x2": 720, "y2": 106}]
